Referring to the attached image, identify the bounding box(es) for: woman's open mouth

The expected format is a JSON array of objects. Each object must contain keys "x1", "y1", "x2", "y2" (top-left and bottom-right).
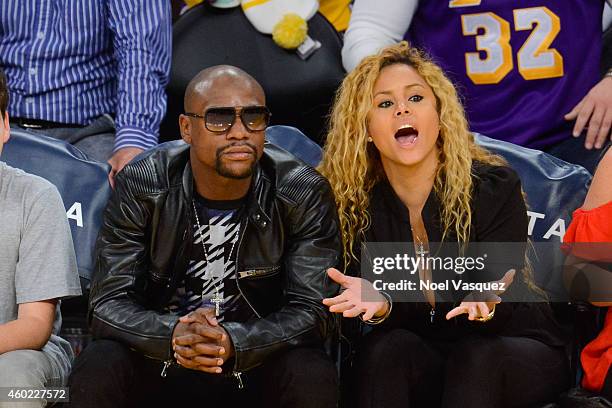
[{"x1": 394, "y1": 125, "x2": 418, "y2": 146}]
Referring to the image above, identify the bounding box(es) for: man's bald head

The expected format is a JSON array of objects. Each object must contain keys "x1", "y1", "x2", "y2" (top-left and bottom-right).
[{"x1": 184, "y1": 65, "x2": 265, "y2": 112}]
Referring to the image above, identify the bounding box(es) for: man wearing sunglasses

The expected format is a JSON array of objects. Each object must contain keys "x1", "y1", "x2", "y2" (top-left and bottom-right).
[{"x1": 68, "y1": 65, "x2": 341, "y2": 407}]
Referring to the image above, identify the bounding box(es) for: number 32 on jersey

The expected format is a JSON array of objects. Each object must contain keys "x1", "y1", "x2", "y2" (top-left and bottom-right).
[{"x1": 452, "y1": 2, "x2": 564, "y2": 84}]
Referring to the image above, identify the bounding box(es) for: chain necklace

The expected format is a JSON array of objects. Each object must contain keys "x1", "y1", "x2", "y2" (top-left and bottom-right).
[
  {"x1": 411, "y1": 226, "x2": 435, "y2": 322},
  {"x1": 192, "y1": 200, "x2": 238, "y2": 317}
]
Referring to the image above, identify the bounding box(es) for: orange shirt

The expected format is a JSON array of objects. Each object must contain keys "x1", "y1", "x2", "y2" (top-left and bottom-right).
[{"x1": 564, "y1": 200, "x2": 612, "y2": 393}]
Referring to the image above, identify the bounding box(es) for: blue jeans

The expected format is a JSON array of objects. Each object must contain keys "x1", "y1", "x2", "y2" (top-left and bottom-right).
[
  {"x1": 11, "y1": 115, "x2": 115, "y2": 163},
  {"x1": 545, "y1": 134, "x2": 611, "y2": 175},
  {"x1": 0, "y1": 349, "x2": 66, "y2": 408}
]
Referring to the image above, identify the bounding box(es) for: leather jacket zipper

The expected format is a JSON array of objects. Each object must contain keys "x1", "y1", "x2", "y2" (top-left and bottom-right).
[
  {"x1": 160, "y1": 360, "x2": 172, "y2": 378},
  {"x1": 161, "y1": 359, "x2": 243, "y2": 389},
  {"x1": 227, "y1": 219, "x2": 261, "y2": 386},
  {"x1": 233, "y1": 371, "x2": 244, "y2": 389},
  {"x1": 234, "y1": 220, "x2": 261, "y2": 318},
  {"x1": 238, "y1": 266, "x2": 280, "y2": 279}
]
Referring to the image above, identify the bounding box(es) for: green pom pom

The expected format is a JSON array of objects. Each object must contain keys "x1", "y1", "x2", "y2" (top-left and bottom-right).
[{"x1": 272, "y1": 13, "x2": 308, "y2": 50}]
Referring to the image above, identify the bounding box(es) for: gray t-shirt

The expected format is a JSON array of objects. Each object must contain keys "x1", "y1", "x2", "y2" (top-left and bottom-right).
[{"x1": 0, "y1": 162, "x2": 81, "y2": 374}]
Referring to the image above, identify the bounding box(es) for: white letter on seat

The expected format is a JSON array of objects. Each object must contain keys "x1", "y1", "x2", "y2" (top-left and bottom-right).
[
  {"x1": 543, "y1": 218, "x2": 565, "y2": 241},
  {"x1": 66, "y1": 202, "x2": 84, "y2": 228},
  {"x1": 526, "y1": 211, "x2": 545, "y2": 236}
]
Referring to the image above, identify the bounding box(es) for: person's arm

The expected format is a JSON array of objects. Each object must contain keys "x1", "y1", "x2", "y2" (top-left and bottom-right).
[
  {"x1": 0, "y1": 183, "x2": 80, "y2": 354},
  {"x1": 106, "y1": 0, "x2": 172, "y2": 183},
  {"x1": 0, "y1": 301, "x2": 56, "y2": 354},
  {"x1": 221, "y1": 171, "x2": 342, "y2": 372},
  {"x1": 564, "y1": 80, "x2": 612, "y2": 151},
  {"x1": 89, "y1": 165, "x2": 179, "y2": 363},
  {"x1": 564, "y1": 4, "x2": 612, "y2": 151},
  {"x1": 342, "y1": 0, "x2": 419, "y2": 72},
  {"x1": 568, "y1": 149, "x2": 612, "y2": 307}
]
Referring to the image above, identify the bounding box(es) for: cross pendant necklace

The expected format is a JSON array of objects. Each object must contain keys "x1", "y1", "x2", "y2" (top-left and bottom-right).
[
  {"x1": 411, "y1": 226, "x2": 435, "y2": 320},
  {"x1": 192, "y1": 200, "x2": 237, "y2": 317},
  {"x1": 419, "y1": 235, "x2": 435, "y2": 323},
  {"x1": 211, "y1": 288, "x2": 223, "y2": 317},
  {"x1": 416, "y1": 240, "x2": 428, "y2": 258}
]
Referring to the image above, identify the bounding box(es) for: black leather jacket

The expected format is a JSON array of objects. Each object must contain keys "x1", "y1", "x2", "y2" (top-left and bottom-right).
[{"x1": 89, "y1": 141, "x2": 341, "y2": 373}]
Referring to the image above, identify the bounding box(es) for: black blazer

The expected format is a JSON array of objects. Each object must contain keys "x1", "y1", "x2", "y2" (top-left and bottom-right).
[{"x1": 351, "y1": 162, "x2": 566, "y2": 347}]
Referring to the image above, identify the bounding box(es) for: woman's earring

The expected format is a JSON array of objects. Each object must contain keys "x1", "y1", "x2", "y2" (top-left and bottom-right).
[{"x1": 367, "y1": 136, "x2": 373, "y2": 142}]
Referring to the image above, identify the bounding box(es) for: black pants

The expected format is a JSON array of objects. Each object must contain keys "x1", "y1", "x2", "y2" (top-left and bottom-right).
[
  {"x1": 544, "y1": 133, "x2": 610, "y2": 176},
  {"x1": 353, "y1": 329, "x2": 570, "y2": 408},
  {"x1": 67, "y1": 339, "x2": 338, "y2": 408},
  {"x1": 602, "y1": 368, "x2": 612, "y2": 401}
]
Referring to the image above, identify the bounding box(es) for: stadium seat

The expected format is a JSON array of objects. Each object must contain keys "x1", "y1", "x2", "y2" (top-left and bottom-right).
[
  {"x1": 474, "y1": 133, "x2": 591, "y2": 296},
  {"x1": 474, "y1": 133, "x2": 595, "y2": 389},
  {"x1": 265, "y1": 125, "x2": 322, "y2": 166},
  {"x1": 3, "y1": 128, "x2": 112, "y2": 287},
  {"x1": 159, "y1": 2, "x2": 345, "y2": 145}
]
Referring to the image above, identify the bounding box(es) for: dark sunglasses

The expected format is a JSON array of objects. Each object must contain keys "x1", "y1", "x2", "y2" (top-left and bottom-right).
[{"x1": 185, "y1": 106, "x2": 271, "y2": 133}]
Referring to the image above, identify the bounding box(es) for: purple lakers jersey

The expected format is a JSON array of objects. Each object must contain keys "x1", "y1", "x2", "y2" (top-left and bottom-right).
[{"x1": 405, "y1": 0, "x2": 604, "y2": 149}]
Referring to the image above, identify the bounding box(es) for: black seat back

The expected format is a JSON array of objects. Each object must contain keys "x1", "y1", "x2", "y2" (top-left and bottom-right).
[{"x1": 160, "y1": 3, "x2": 345, "y2": 145}]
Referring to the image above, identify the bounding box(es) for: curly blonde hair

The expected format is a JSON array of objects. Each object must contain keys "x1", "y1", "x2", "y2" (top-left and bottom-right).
[{"x1": 318, "y1": 42, "x2": 506, "y2": 266}]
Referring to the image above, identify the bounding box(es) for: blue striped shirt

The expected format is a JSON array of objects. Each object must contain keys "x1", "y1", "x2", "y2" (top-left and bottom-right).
[{"x1": 0, "y1": 0, "x2": 172, "y2": 151}]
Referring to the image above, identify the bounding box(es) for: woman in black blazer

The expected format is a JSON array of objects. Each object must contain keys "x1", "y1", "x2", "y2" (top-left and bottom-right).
[{"x1": 319, "y1": 42, "x2": 569, "y2": 408}]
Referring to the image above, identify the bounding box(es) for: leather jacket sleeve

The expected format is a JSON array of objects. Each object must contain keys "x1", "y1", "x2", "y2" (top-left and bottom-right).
[
  {"x1": 88, "y1": 169, "x2": 178, "y2": 362},
  {"x1": 222, "y1": 176, "x2": 342, "y2": 372}
]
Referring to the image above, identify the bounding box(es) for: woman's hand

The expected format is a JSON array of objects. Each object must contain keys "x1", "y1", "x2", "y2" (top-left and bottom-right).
[
  {"x1": 446, "y1": 269, "x2": 515, "y2": 321},
  {"x1": 323, "y1": 268, "x2": 389, "y2": 321}
]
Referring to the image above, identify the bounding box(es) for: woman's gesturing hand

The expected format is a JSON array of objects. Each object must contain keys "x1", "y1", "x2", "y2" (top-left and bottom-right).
[
  {"x1": 323, "y1": 268, "x2": 390, "y2": 321},
  {"x1": 446, "y1": 269, "x2": 515, "y2": 321}
]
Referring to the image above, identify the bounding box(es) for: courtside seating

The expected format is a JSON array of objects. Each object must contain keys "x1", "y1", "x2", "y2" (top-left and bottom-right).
[{"x1": 4, "y1": 125, "x2": 597, "y2": 403}]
